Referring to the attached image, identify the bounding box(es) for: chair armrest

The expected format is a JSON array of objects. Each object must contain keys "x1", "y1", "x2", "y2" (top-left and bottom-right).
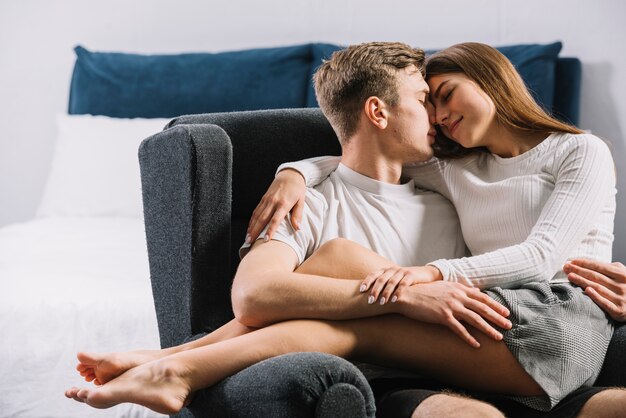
[
  {"x1": 189, "y1": 352, "x2": 375, "y2": 418},
  {"x1": 139, "y1": 124, "x2": 233, "y2": 348}
]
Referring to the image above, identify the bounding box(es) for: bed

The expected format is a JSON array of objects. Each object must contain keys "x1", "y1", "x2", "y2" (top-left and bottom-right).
[{"x1": 0, "y1": 115, "x2": 169, "y2": 418}]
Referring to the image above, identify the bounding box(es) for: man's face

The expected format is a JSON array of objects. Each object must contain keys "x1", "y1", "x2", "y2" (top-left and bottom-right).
[{"x1": 387, "y1": 67, "x2": 436, "y2": 162}]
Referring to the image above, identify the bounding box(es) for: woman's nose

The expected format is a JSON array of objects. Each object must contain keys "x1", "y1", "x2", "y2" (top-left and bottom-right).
[{"x1": 436, "y1": 109, "x2": 449, "y2": 126}]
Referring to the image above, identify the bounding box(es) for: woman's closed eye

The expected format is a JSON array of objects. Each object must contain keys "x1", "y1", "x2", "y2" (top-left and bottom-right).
[{"x1": 419, "y1": 97, "x2": 433, "y2": 108}]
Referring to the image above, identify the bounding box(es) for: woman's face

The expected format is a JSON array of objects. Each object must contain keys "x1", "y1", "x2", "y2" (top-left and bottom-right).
[{"x1": 427, "y1": 73, "x2": 497, "y2": 149}]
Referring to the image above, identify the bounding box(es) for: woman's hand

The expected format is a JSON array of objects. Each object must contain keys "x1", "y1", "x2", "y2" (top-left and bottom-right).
[
  {"x1": 360, "y1": 265, "x2": 443, "y2": 305},
  {"x1": 564, "y1": 259, "x2": 626, "y2": 322},
  {"x1": 396, "y1": 281, "x2": 512, "y2": 348},
  {"x1": 247, "y1": 169, "x2": 307, "y2": 243}
]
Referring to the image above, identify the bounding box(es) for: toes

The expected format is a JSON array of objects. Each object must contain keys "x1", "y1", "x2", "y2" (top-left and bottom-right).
[
  {"x1": 77, "y1": 388, "x2": 90, "y2": 400},
  {"x1": 77, "y1": 351, "x2": 104, "y2": 366},
  {"x1": 65, "y1": 387, "x2": 86, "y2": 403},
  {"x1": 64, "y1": 387, "x2": 76, "y2": 398}
]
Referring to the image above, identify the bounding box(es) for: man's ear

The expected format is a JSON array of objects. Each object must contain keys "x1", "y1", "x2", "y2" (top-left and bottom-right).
[{"x1": 363, "y1": 96, "x2": 388, "y2": 130}]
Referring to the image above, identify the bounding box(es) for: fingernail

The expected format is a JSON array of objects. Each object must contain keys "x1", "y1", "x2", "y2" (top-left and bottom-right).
[
  {"x1": 263, "y1": 235, "x2": 270, "y2": 242},
  {"x1": 368, "y1": 296, "x2": 375, "y2": 304},
  {"x1": 473, "y1": 341, "x2": 481, "y2": 348},
  {"x1": 497, "y1": 332, "x2": 503, "y2": 340},
  {"x1": 391, "y1": 296, "x2": 398, "y2": 303},
  {"x1": 359, "y1": 284, "x2": 367, "y2": 293},
  {"x1": 506, "y1": 321, "x2": 512, "y2": 328},
  {"x1": 245, "y1": 234, "x2": 251, "y2": 244},
  {"x1": 379, "y1": 297, "x2": 386, "y2": 305}
]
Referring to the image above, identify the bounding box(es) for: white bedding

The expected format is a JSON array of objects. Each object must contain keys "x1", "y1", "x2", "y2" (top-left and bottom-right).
[{"x1": 0, "y1": 217, "x2": 166, "y2": 418}]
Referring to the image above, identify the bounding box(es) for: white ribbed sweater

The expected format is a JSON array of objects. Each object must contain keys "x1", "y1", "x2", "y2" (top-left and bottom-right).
[{"x1": 280, "y1": 133, "x2": 617, "y2": 289}]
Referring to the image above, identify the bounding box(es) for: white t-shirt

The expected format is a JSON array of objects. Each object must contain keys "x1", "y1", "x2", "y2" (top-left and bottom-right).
[
  {"x1": 282, "y1": 132, "x2": 617, "y2": 290},
  {"x1": 241, "y1": 163, "x2": 466, "y2": 266}
]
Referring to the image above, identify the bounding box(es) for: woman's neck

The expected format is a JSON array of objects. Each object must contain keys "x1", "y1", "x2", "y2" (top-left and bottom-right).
[{"x1": 484, "y1": 124, "x2": 549, "y2": 158}]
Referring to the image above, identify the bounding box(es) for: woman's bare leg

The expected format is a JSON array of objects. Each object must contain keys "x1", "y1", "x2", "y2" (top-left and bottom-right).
[
  {"x1": 66, "y1": 310, "x2": 543, "y2": 414},
  {"x1": 76, "y1": 238, "x2": 392, "y2": 385},
  {"x1": 77, "y1": 319, "x2": 258, "y2": 385}
]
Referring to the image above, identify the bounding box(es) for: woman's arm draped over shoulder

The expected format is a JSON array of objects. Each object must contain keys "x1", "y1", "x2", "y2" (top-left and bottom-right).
[
  {"x1": 428, "y1": 136, "x2": 616, "y2": 290},
  {"x1": 278, "y1": 156, "x2": 341, "y2": 187},
  {"x1": 247, "y1": 156, "x2": 341, "y2": 241}
]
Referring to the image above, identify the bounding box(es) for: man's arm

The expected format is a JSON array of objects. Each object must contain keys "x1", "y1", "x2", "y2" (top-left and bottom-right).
[
  {"x1": 232, "y1": 239, "x2": 397, "y2": 327},
  {"x1": 232, "y1": 239, "x2": 511, "y2": 347},
  {"x1": 564, "y1": 259, "x2": 626, "y2": 321}
]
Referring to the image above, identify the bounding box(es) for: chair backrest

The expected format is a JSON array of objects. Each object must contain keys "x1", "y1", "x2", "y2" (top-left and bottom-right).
[{"x1": 170, "y1": 108, "x2": 341, "y2": 279}]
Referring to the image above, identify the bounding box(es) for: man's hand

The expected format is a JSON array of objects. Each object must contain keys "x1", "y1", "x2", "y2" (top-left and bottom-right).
[
  {"x1": 360, "y1": 265, "x2": 443, "y2": 305},
  {"x1": 395, "y1": 281, "x2": 512, "y2": 348},
  {"x1": 247, "y1": 169, "x2": 307, "y2": 243},
  {"x1": 564, "y1": 259, "x2": 626, "y2": 322}
]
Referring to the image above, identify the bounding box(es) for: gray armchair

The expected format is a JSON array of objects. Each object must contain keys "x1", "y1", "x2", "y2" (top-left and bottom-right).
[
  {"x1": 138, "y1": 108, "x2": 625, "y2": 418},
  {"x1": 139, "y1": 108, "x2": 375, "y2": 418}
]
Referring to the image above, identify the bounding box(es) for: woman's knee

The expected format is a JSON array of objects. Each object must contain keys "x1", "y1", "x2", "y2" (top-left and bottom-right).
[
  {"x1": 313, "y1": 238, "x2": 391, "y2": 267},
  {"x1": 298, "y1": 238, "x2": 391, "y2": 278},
  {"x1": 316, "y1": 238, "x2": 363, "y2": 257}
]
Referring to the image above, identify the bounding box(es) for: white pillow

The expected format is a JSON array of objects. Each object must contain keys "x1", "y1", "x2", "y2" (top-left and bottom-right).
[{"x1": 37, "y1": 114, "x2": 170, "y2": 219}]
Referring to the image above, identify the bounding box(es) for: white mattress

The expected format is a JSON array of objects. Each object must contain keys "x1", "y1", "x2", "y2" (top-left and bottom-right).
[{"x1": 0, "y1": 217, "x2": 166, "y2": 418}]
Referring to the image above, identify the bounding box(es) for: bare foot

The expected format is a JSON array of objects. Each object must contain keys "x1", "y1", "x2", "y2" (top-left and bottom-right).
[
  {"x1": 76, "y1": 350, "x2": 167, "y2": 385},
  {"x1": 66, "y1": 358, "x2": 191, "y2": 414}
]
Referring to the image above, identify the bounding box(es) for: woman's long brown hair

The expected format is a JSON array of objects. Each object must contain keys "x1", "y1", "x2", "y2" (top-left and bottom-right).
[{"x1": 425, "y1": 42, "x2": 583, "y2": 158}]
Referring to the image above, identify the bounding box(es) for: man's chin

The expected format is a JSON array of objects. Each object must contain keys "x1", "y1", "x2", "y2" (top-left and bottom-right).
[{"x1": 406, "y1": 150, "x2": 434, "y2": 164}]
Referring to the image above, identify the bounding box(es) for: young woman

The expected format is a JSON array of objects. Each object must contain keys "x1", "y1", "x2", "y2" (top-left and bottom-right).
[
  {"x1": 65, "y1": 43, "x2": 618, "y2": 415},
  {"x1": 247, "y1": 43, "x2": 618, "y2": 411}
]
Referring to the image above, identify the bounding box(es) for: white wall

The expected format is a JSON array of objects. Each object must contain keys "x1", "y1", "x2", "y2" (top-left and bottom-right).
[{"x1": 2, "y1": 0, "x2": 626, "y2": 259}]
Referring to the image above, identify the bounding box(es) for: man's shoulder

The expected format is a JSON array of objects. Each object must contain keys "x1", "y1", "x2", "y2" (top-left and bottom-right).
[{"x1": 307, "y1": 170, "x2": 339, "y2": 201}]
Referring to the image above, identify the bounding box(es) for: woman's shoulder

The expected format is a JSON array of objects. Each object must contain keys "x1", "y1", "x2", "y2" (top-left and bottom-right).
[
  {"x1": 549, "y1": 131, "x2": 610, "y2": 152},
  {"x1": 548, "y1": 131, "x2": 614, "y2": 167}
]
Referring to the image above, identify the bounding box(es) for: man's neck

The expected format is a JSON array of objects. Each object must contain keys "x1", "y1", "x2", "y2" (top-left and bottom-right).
[{"x1": 339, "y1": 137, "x2": 404, "y2": 184}]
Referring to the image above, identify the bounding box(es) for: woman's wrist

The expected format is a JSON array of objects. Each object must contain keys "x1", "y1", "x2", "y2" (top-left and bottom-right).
[
  {"x1": 276, "y1": 168, "x2": 305, "y2": 185},
  {"x1": 424, "y1": 265, "x2": 444, "y2": 281}
]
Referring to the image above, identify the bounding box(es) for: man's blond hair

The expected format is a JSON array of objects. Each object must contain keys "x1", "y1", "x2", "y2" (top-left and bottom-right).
[{"x1": 313, "y1": 42, "x2": 425, "y2": 144}]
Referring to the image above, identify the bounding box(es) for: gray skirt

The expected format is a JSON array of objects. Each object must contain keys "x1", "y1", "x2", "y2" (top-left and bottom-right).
[{"x1": 485, "y1": 282, "x2": 614, "y2": 411}]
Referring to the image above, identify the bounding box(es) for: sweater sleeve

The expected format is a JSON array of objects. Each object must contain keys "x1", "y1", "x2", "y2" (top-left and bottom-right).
[
  {"x1": 428, "y1": 136, "x2": 616, "y2": 289},
  {"x1": 277, "y1": 156, "x2": 341, "y2": 187}
]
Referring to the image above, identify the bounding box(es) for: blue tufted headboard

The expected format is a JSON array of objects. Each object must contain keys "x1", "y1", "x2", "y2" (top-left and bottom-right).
[{"x1": 68, "y1": 42, "x2": 581, "y2": 125}]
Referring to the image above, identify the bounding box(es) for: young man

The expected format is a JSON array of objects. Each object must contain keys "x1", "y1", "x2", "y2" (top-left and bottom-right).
[{"x1": 66, "y1": 42, "x2": 625, "y2": 417}]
